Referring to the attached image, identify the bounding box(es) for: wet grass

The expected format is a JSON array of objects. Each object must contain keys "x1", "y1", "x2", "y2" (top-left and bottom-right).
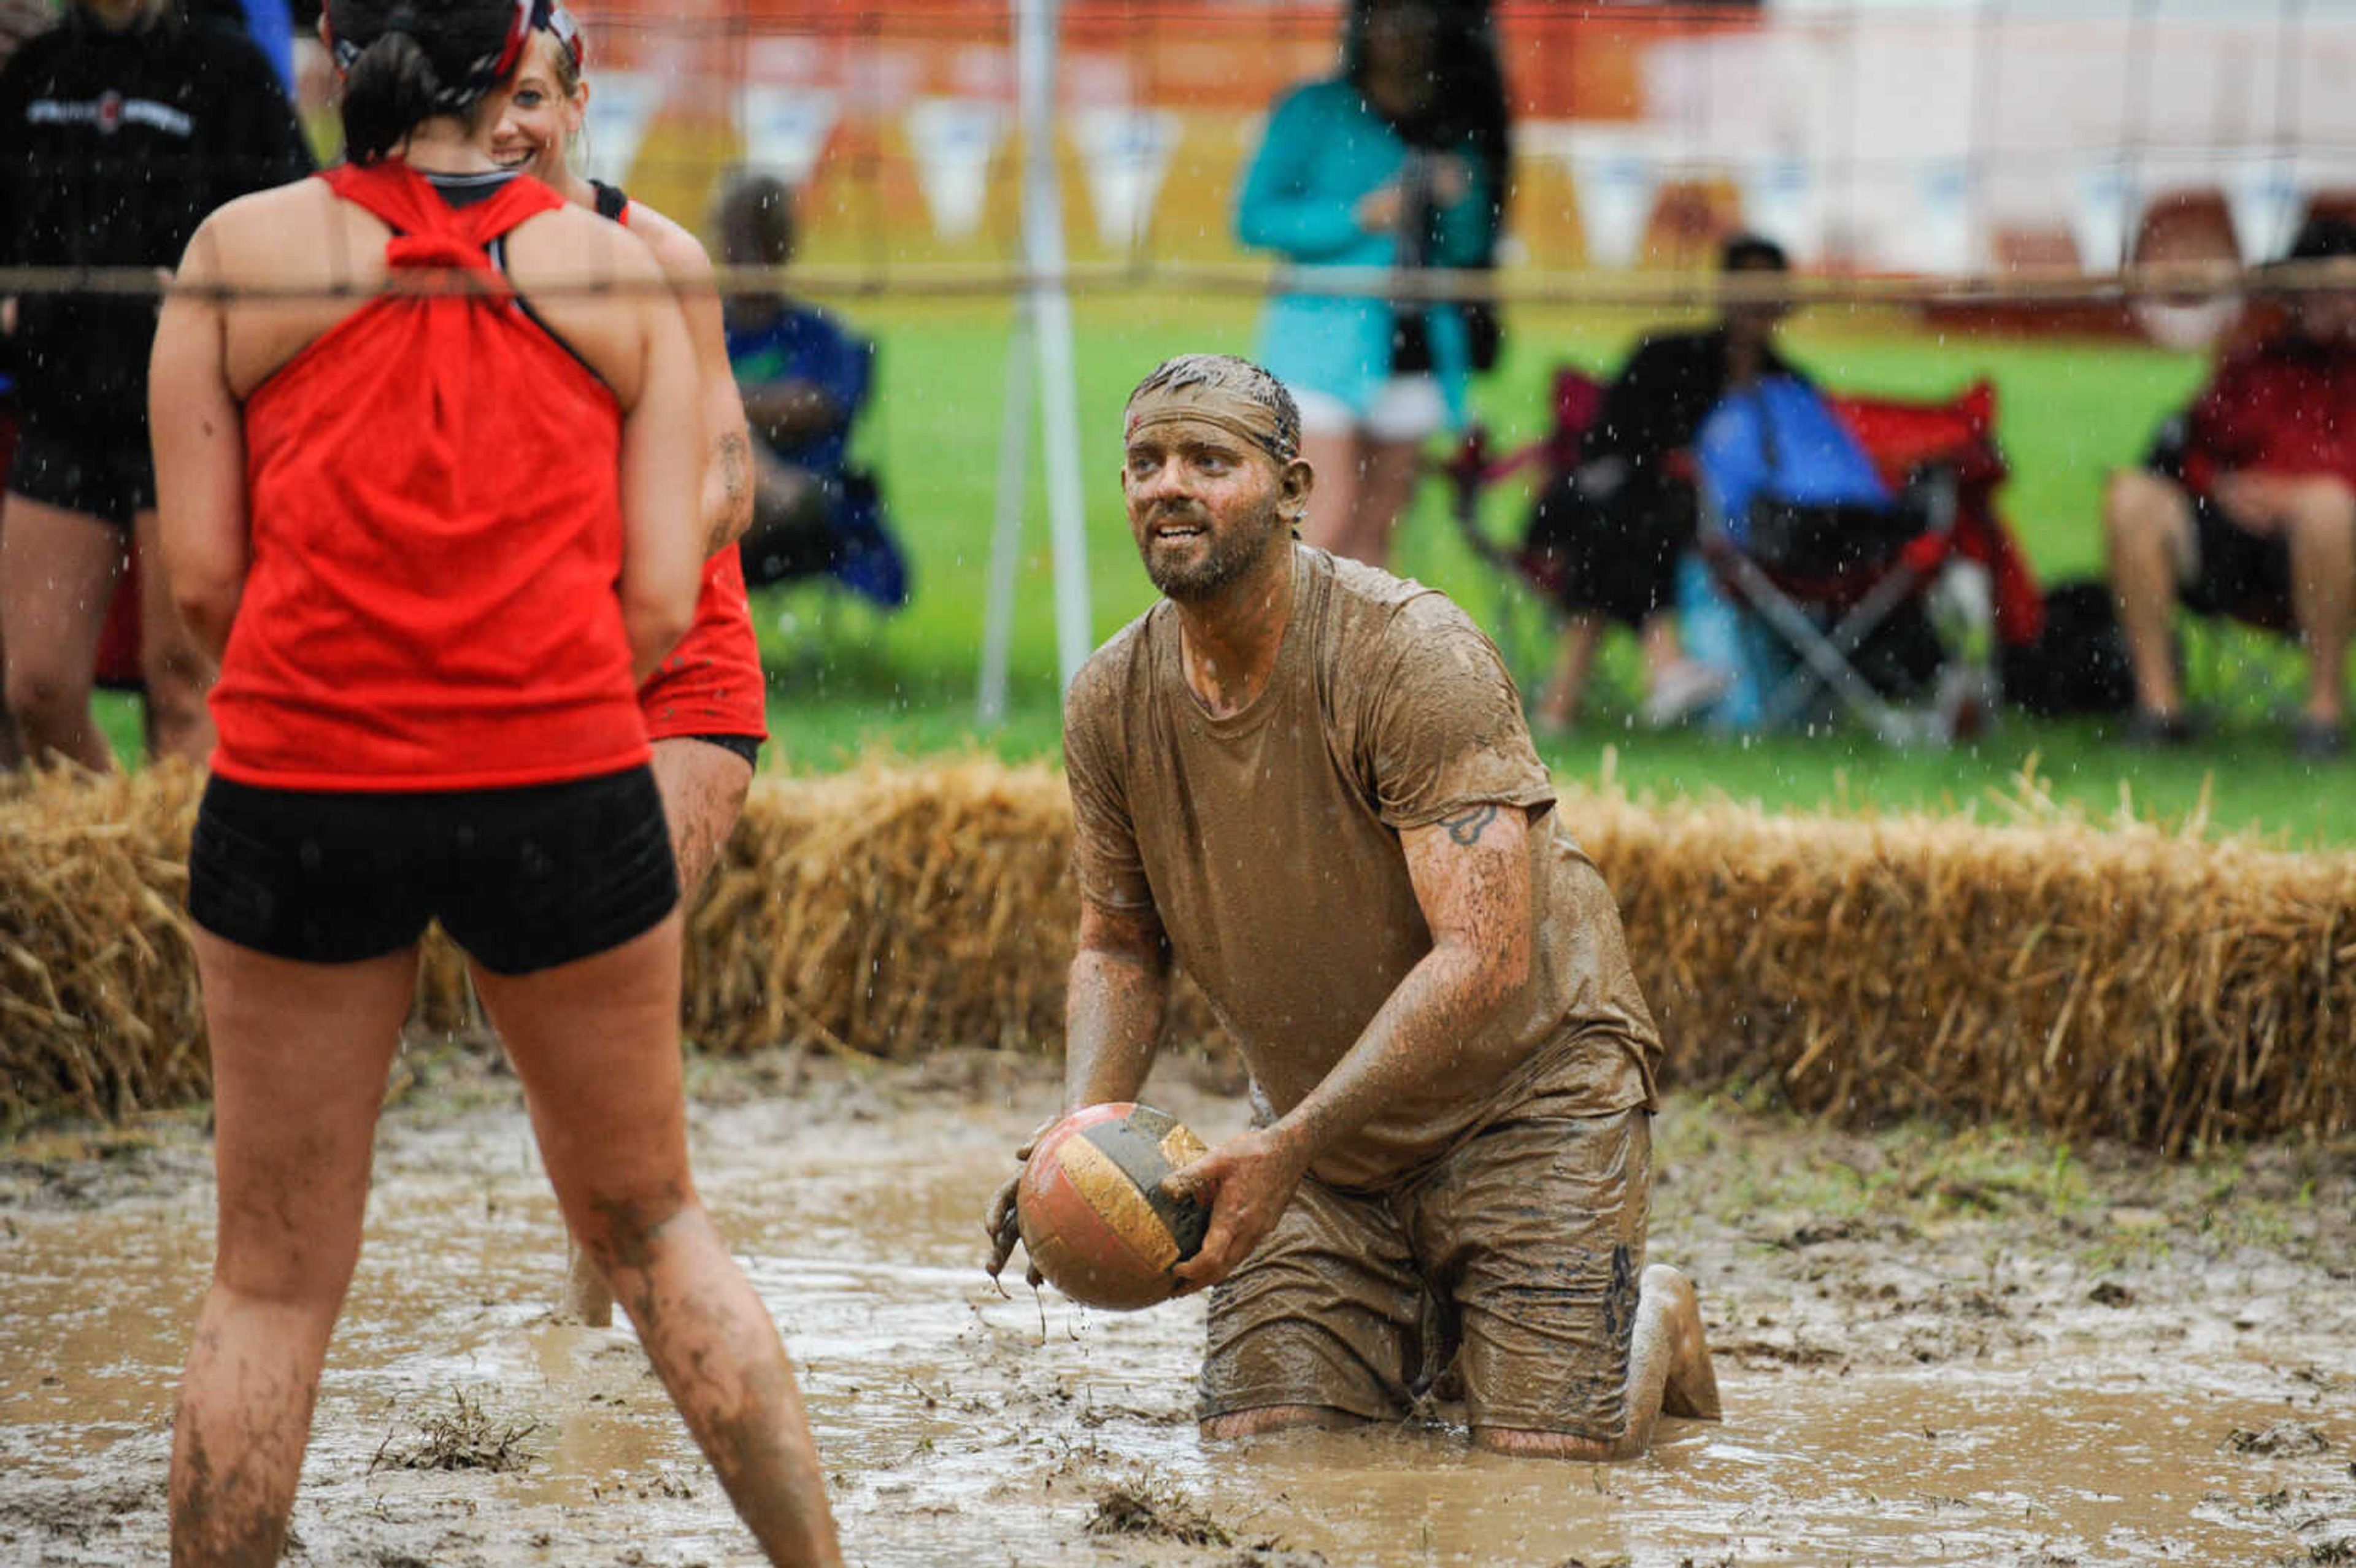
[
  {"x1": 1085, "y1": 1476, "x2": 1233, "y2": 1547},
  {"x1": 368, "y1": 1388, "x2": 539, "y2": 1476},
  {"x1": 1655, "y1": 1090, "x2": 2355, "y2": 1283}
]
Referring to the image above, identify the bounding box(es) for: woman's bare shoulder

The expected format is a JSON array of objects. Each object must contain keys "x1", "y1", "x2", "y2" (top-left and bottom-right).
[
  {"x1": 182, "y1": 177, "x2": 355, "y2": 286},
  {"x1": 200, "y1": 176, "x2": 338, "y2": 245},
  {"x1": 616, "y1": 202, "x2": 716, "y2": 284},
  {"x1": 510, "y1": 199, "x2": 667, "y2": 285}
]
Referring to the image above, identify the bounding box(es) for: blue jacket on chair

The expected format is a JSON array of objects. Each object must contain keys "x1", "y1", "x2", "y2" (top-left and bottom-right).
[{"x1": 1234, "y1": 77, "x2": 1496, "y2": 429}]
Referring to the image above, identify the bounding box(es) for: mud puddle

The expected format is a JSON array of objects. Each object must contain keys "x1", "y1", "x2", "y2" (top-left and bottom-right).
[{"x1": 3, "y1": 1045, "x2": 2351, "y2": 1566}]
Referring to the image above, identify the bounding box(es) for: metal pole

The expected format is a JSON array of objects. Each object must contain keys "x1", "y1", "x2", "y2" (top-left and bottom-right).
[
  {"x1": 977, "y1": 297, "x2": 1036, "y2": 726},
  {"x1": 1016, "y1": 0, "x2": 1094, "y2": 694}
]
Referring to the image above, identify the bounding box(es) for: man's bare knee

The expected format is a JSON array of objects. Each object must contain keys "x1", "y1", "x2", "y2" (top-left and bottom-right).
[{"x1": 1199, "y1": 1404, "x2": 1363, "y2": 1440}]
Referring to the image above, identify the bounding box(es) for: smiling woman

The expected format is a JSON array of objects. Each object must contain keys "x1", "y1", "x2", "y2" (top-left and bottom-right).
[{"x1": 475, "y1": 7, "x2": 775, "y2": 1330}]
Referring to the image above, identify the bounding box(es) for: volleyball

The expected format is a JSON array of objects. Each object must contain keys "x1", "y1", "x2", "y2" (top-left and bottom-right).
[{"x1": 1015, "y1": 1102, "x2": 1211, "y2": 1312}]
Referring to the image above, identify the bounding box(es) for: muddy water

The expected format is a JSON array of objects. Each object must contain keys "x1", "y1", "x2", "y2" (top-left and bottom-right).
[{"x1": 3, "y1": 1053, "x2": 2350, "y2": 1566}]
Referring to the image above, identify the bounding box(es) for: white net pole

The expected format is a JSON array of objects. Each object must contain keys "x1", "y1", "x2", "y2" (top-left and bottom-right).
[
  {"x1": 977, "y1": 297, "x2": 1035, "y2": 726},
  {"x1": 1016, "y1": 0, "x2": 1093, "y2": 696}
]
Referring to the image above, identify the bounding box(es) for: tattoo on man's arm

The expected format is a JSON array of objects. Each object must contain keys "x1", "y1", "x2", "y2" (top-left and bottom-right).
[{"x1": 1441, "y1": 802, "x2": 1500, "y2": 846}]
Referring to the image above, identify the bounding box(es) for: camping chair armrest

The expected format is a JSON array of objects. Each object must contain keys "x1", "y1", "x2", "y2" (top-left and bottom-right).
[{"x1": 1900, "y1": 464, "x2": 1961, "y2": 536}]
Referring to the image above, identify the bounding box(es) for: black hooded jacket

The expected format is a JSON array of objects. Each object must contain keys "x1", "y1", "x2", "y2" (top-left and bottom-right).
[{"x1": 0, "y1": 3, "x2": 310, "y2": 427}]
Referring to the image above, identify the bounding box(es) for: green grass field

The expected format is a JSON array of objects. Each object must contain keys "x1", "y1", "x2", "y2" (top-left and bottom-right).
[{"x1": 100, "y1": 293, "x2": 2355, "y2": 845}]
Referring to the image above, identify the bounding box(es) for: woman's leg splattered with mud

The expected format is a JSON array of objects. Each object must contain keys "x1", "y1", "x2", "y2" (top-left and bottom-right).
[
  {"x1": 170, "y1": 936, "x2": 418, "y2": 1567},
  {"x1": 560, "y1": 734, "x2": 755, "y2": 1328},
  {"x1": 1475, "y1": 1264, "x2": 1722, "y2": 1461},
  {"x1": 479, "y1": 912, "x2": 841, "y2": 1567}
]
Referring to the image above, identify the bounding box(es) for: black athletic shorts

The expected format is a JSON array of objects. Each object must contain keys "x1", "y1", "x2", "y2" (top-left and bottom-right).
[
  {"x1": 2180, "y1": 488, "x2": 2294, "y2": 632},
  {"x1": 187, "y1": 765, "x2": 679, "y2": 975},
  {"x1": 682, "y1": 732, "x2": 762, "y2": 767},
  {"x1": 5, "y1": 408, "x2": 154, "y2": 528}
]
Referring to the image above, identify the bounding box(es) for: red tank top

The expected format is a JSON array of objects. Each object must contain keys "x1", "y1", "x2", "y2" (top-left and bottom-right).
[{"x1": 212, "y1": 161, "x2": 650, "y2": 791}]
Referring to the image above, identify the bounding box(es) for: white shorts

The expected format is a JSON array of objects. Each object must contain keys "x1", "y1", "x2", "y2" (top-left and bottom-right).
[{"x1": 1290, "y1": 375, "x2": 1448, "y2": 444}]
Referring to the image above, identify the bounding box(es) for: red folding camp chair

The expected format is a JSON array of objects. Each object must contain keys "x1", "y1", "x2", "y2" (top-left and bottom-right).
[
  {"x1": 1442, "y1": 371, "x2": 2046, "y2": 744},
  {"x1": 1700, "y1": 380, "x2": 2047, "y2": 743},
  {"x1": 1438, "y1": 367, "x2": 1606, "y2": 685}
]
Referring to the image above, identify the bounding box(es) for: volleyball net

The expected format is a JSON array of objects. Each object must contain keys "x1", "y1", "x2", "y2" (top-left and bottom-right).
[{"x1": 9, "y1": 0, "x2": 2356, "y2": 321}]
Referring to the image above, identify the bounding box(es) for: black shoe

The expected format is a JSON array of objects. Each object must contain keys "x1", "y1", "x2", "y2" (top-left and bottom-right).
[
  {"x1": 2290, "y1": 717, "x2": 2348, "y2": 762},
  {"x1": 2121, "y1": 707, "x2": 2201, "y2": 748}
]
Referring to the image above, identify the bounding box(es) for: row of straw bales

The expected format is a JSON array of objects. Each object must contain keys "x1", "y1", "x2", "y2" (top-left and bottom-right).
[{"x1": 6, "y1": 758, "x2": 2352, "y2": 1151}]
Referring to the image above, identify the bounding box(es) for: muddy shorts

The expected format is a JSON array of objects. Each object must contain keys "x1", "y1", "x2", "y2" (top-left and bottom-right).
[{"x1": 1199, "y1": 1108, "x2": 1652, "y2": 1439}]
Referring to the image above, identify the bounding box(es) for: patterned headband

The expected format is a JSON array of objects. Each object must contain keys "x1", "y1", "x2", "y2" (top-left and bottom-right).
[{"x1": 328, "y1": 0, "x2": 545, "y2": 112}]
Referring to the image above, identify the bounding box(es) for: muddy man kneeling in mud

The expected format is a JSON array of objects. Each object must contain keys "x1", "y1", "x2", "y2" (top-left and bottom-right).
[{"x1": 985, "y1": 353, "x2": 1722, "y2": 1458}]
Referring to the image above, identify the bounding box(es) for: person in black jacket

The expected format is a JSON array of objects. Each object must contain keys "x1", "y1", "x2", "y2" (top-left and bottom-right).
[
  {"x1": 0, "y1": 0, "x2": 309, "y2": 772},
  {"x1": 1523, "y1": 233, "x2": 1794, "y2": 732},
  {"x1": 0, "y1": 0, "x2": 57, "y2": 768}
]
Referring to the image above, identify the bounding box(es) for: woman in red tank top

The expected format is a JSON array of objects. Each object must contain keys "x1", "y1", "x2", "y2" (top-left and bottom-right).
[
  {"x1": 144, "y1": 0, "x2": 840, "y2": 1562},
  {"x1": 483, "y1": 4, "x2": 771, "y2": 1329}
]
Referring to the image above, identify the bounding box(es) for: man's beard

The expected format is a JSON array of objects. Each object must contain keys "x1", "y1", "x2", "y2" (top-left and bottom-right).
[{"x1": 1141, "y1": 507, "x2": 1277, "y2": 603}]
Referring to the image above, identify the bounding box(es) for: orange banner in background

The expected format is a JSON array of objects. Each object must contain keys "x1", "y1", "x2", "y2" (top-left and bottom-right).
[{"x1": 570, "y1": 2, "x2": 1765, "y2": 269}]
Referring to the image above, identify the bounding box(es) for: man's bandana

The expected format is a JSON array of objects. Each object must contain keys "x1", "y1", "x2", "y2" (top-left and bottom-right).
[{"x1": 1123, "y1": 383, "x2": 1297, "y2": 466}]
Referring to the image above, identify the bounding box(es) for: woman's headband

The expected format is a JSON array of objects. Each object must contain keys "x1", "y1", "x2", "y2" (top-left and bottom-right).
[{"x1": 327, "y1": 0, "x2": 546, "y2": 112}]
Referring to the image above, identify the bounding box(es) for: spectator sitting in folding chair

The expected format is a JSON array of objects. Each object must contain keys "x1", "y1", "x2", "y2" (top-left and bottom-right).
[
  {"x1": 717, "y1": 171, "x2": 908, "y2": 611},
  {"x1": 2104, "y1": 213, "x2": 2356, "y2": 761},
  {"x1": 1520, "y1": 233, "x2": 1795, "y2": 733}
]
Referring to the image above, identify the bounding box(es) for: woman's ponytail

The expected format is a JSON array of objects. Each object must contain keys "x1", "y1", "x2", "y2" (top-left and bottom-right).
[{"x1": 341, "y1": 29, "x2": 443, "y2": 164}]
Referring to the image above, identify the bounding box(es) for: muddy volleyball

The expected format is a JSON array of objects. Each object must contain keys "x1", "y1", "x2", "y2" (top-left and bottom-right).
[{"x1": 1015, "y1": 1102, "x2": 1212, "y2": 1311}]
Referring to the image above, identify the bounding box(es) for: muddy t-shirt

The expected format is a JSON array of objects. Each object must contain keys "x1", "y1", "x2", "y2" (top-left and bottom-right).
[{"x1": 1064, "y1": 547, "x2": 1662, "y2": 1193}]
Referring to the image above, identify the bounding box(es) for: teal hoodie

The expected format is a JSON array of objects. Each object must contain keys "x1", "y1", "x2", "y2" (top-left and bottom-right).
[{"x1": 1234, "y1": 76, "x2": 1496, "y2": 429}]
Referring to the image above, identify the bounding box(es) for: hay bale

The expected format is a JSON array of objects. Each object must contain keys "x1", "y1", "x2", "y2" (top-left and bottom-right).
[
  {"x1": 668, "y1": 756, "x2": 1219, "y2": 1060},
  {"x1": 0, "y1": 762, "x2": 207, "y2": 1124},
  {"x1": 4, "y1": 758, "x2": 2351, "y2": 1153},
  {"x1": 1572, "y1": 788, "x2": 2356, "y2": 1151}
]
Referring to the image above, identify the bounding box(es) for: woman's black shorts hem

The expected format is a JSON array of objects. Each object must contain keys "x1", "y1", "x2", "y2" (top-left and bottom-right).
[
  {"x1": 678, "y1": 732, "x2": 763, "y2": 767},
  {"x1": 188, "y1": 766, "x2": 680, "y2": 976},
  {"x1": 6, "y1": 409, "x2": 154, "y2": 528}
]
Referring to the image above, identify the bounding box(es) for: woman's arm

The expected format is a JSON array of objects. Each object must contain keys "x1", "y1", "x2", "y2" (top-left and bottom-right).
[
  {"x1": 148, "y1": 220, "x2": 249, "y2": 664},
  {"x1": 1235, "y1": 85, "x2": 1379, "y2": 262},
  {"x1": 612, "y1": 239, "x2": 706, "y2": 680},
  {"x1": 633, "y1": 209, "x2": 755, "y2": 556}
]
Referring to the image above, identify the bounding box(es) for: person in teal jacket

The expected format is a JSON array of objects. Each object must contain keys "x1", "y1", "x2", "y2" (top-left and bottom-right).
[{"x1": 1235, "y1": 0, "x2": 1507, "y2": 569}]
